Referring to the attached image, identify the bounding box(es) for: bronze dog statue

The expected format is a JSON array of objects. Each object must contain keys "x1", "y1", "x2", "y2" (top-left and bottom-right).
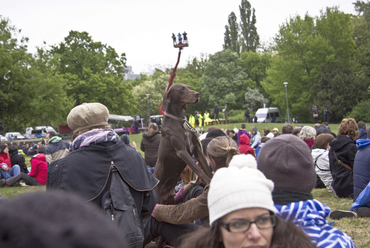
[{"x1": 154, "y1": 84, "x2": 212, "y2": 204}]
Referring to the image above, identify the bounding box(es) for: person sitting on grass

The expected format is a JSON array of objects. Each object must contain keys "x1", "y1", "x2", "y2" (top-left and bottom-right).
[
  {"x1": 257, "y1": 134, "x2": 355, "y2": 248},
  {"x1": 0, "y1": 144, "x2": 20, "y2": 180},
  {"x1": 0, "y1": 144, "x2": 48, "y2": 187}
]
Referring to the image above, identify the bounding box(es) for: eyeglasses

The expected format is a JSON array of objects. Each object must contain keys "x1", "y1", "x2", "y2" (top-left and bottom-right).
[{"x1": 219, "y1": 215, "x2": 276, "y2": 233}]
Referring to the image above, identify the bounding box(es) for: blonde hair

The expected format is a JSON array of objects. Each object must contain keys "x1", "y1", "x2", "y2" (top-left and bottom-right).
[
  {"x1": 338, "y1": 118, "x2": 359, "y2": 139},
  {"x1": 207, "y1": 136, "x2": 239, "y2": 169},
  {"x1": 299, "y1": 126, "x2": 316, "y2": 141}
]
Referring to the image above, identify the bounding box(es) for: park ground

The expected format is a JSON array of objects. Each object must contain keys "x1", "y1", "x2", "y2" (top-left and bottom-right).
[{"x1": 1, "y1": 122, "x2": 369, "y2": 247}]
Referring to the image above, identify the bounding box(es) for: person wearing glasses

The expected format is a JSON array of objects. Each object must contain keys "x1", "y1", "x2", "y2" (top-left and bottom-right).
[{"x1": 179, "y1": 154, "x2": 315, "y2": 248}]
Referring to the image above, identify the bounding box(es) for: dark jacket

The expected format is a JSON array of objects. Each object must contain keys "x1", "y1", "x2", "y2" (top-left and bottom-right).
[
  {"x1": 353, "y1": 139, "x2": 370, "y2": 203},
  {"x1": 358, "y1": 128, "x2": 367, "y2": 140},
  {"x1": 8, "y1": 145, "x2": 28, "y2": 174},
  {"x1": 140, "y1": 131, "x2": 161, "y2": 167},
  {"x1": 47, "y1": 140, "x2": 158, "y2": 247},
  {"x1": 214, "y1": 105, "x2": 219, "y2": 114},
  {"x1": 329, "y1": 135, "x2": 357, "y2": 198}
]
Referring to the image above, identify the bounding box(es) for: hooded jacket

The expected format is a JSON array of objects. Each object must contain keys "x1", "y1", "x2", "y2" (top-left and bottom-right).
[
  {"x1": 8, "y1": 145, "x2": 28, "y2": 174},
  {"x1": 0, "y1": 153, "x2": 11, "y2": 169},
  {"x1": 237, "y1": 129, "x2": 251, "y2": 146},
  {"x1": 329, "y1": 135, "x2": 357, "y2": 198},
  {"x1": 353, "y1": 138, "x2": 370, "y2": 202},
  {"x1": 276, "y1": 199, "x2": 355, "y2": 248},
  {"x1": 45, "y1": 137, "x2": 70, "y2": 163},
  {"x1": 238, "y1": 134, "x2": 255, "y2": 157},
  {"x1": 250, "y1": 127, "x2": 261, "y2": 149},
  {"x1": 140, "y1": 131, "x2": 161, "y2": 167},
  {"x1": 29, "y1": 153, "x2": 48, "y2": 184}
]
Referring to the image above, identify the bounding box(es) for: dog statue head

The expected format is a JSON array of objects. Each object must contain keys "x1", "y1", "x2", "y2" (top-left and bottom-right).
[{"x1": 161, "y1": 84, "x2": 199, "y2": 112}]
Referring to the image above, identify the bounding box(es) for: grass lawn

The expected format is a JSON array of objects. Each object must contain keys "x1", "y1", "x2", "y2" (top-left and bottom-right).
[{"x1": 1, "y1": 122, "x2": 368, "y2": 247}]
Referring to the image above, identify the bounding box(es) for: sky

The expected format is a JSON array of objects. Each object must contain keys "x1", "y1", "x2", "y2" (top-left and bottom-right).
[{"x1": 1, "y1": 0, "x2": 357, "y2": 74}]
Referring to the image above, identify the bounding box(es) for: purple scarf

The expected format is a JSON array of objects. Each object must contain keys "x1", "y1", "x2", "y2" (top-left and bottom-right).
[{"x1": 70, "y1": 129, "x2": 119, "y2": 151}]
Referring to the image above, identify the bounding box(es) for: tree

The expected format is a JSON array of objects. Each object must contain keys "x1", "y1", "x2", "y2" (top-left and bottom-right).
[
  {"x1": 239, "y1": 0, "x2": 260, "y2": 52},
  {"x1": 223, "y1": 12, "x2": 240, "y2": 55},
  {"x1": 50, "y1": 31, "x2": 137, "y2": 115},
  {"x1": 244, "y1": 87, "x2": 268, "y2": 108},
  {"x1": 262, "y1": 8, "x2": 359, "y2": 122},
  {"x1": 200, "y1": 49, "x2": 250, "y2": 110},
  {"x1": 240, "y1": 51, "x2": 271, "y2": 89},
  {"x1": 132, "y1": 74, "x2": 169, "y2": 118}
]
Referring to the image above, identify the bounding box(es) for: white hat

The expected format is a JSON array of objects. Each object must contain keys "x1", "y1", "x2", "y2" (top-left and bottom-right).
[{"x1": 208, "y1": 154, "x2": 275, "y2": 225}]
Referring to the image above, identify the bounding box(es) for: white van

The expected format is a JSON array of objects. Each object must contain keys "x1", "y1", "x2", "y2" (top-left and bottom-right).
[{"x1": 255, "y1": 108, "x2": 281, "y2": 123}]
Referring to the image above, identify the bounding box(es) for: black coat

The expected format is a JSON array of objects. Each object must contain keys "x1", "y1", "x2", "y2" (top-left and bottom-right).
[
  {"x1": 329, "y1": 135, "x2": 357, "y2": 198},
  {"x1": 47, "y1": 140, "x2": 158, "y2": 247},
  {"x1": 140, "y1": 131, "x2": 161, "y2": 167},
  {"x1": 8, "y1": 145, "x2": 28, "y2": 174}
]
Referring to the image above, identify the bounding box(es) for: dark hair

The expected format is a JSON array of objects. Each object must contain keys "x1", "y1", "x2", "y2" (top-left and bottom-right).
[
  {"x1": 263, "y1": 128, "x2": 270, "y2": 136},
  {"x1": 241, "y1": 123, "x2": 246, "y2": 129},
  {"x1": 47, "y1": 131, "x2": 58, "y2": 138},
  {"x1": 292, "y1": 127, "x2": 302, "y2": 136},
  {"x1": 322, "y1": 122, "x2": 329, "y2": 126},
  {"x1": 178, "y1": 216, "x2": 315, "y2": 248},
  {"x1": 368, "y1": 127, "x2": 370, "y2": 139},
  {"x1": 261, "y1": 136, "x2": 270, "y2": 143},
  {"x1": 282, "y1": 124, "x2": 293, "y2": 134},
  {"x1": 201, "y1": 138, "x2": 213, "y2": 156},
  {"x1": 314, "y1": 133, "x2": 334, "y2": 149},
  {"x1": 358, "y1": 121, "x2": 366, "y2": 130}
]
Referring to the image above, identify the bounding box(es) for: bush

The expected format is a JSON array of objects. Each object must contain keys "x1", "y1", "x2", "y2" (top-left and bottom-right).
[
  {"x1": 347, "y1": 99, "x2": 370, "y2": 122},
  {"x1": 229, "y1": 109, "x2": 246, "y2": 123}
]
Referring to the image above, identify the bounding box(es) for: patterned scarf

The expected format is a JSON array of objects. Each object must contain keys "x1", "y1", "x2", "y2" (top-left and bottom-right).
[{"x1": 70, "y1": 129, "x2": 119, "y2": 151}]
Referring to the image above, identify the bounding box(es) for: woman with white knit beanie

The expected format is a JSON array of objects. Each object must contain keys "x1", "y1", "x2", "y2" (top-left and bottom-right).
[{"x1": 179, "y1": 154, "x2": 315, "y2": 248}]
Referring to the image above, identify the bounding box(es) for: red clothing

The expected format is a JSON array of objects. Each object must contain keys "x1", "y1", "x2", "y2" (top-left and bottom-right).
[
  {"x1": 304, "y1": 139, "x2": 315, "y2": 149},
  {"x1": 0, "y1": 153, "x2": 11, "y2": 168},
  {"x1": 238, "y1": 134, "x2": 255, "y2": 157},
  {"x1": 29, "y1": 154, "x2": 48, "y2": 185}
]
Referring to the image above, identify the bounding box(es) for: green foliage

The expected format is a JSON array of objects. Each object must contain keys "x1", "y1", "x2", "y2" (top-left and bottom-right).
[
  {"x1": 200, "y1": 49, "x2": 249, "y2": 110},
  {"x1": 263, "y1": 8, "x2": 362, "y2": 122},
  {"x1": 244, "y1": 87, "x2": 269, "y2": 109},
  {"x1": 132, "y1": 74, "x2": 169, "y2": 118},
  {"x1": 224, "y1": 12, "x2": 240, "y2": 55},
  {"x1": 240, "y1": 51, "x2": 271, "y2": 89},
  {"x1": 50, "y1": 31, "x2": 137, "y2": 115},
  {"x1": 347, "y1": 99, "x2": 370, "y2": 122},
  {"x1": 239, "y1": 0, "x2": 260, "y2": 52}
]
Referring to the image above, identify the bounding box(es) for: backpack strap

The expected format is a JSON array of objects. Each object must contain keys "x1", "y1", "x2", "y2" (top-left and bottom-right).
[
  {"x1": 314, "y1": 152, "x2": 330, "y2": 171},
  {"x1": 333, "y1": 151, "x2": 353, "y2": 171}
]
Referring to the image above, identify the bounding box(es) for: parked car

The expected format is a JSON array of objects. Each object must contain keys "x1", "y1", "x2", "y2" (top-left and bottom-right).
[
  {"x1": 0, "y1": 135, "x2": 8, "y2": 141},
  {"x1": 255, "y1": 108, "x2": 281, "y2": 123},
  {"x1": 5, "y1": 132, "x2": 26, "y2": 140}
]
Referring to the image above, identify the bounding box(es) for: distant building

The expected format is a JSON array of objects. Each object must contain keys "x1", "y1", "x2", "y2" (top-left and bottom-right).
[{"x1": 124, "y1": 66, "x2": 141, "y2": 80}]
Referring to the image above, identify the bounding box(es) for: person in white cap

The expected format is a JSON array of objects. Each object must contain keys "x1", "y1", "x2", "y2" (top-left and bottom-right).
[{"x1": 179, "y1": 154, "x2": 315, "y2": 248}]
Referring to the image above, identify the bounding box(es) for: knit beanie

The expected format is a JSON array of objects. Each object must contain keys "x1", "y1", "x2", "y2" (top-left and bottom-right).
[
  {"x1": 67, "y1": 103, "x2": 109, "y2": 135},
  {"x1": 0, "y1": 143, "x2": 7, "y2": 154},
  {"x1": 206, "y1": 129, "x2": 227, "y2": 139},
  {"x1": 120, "y1": 134, "x2": 130, "y2": 145},
  {"x1": 257, "y1": 134, "x2": 316, "y2": 193},
  {"x1": 208, "y1": 154, "x2": 275, "y2": 225},
  {"x1": 252, "y1": 125, "x2": 258, "y2": 132}
]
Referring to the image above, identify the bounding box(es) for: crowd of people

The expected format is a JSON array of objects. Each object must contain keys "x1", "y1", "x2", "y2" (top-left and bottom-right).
[{"x1": 0, "y1": 101, "x2": 367, "y2": 247}]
